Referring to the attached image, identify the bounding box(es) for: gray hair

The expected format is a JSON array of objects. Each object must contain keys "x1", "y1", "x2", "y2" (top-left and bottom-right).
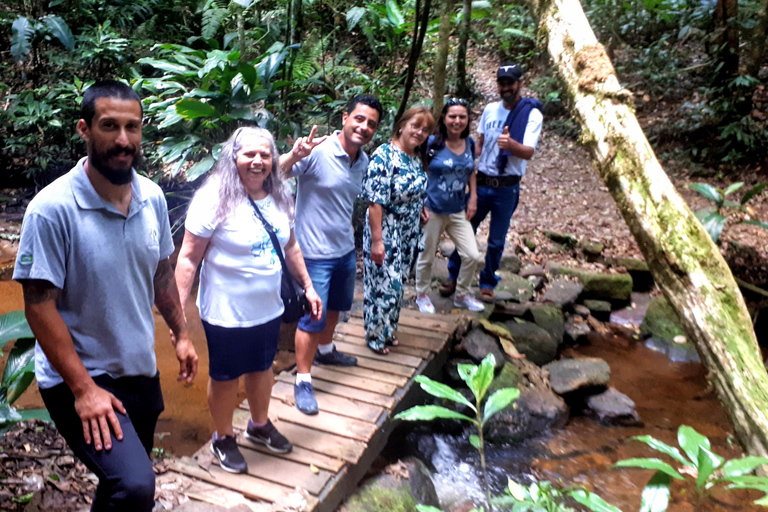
[{"x1": 200, "y1": 126, "x2": 294, "y2": 221}]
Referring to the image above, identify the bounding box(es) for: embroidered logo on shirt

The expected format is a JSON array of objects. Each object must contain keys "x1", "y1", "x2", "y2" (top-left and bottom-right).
[
  {"x1": 19, "y1": 254, "x2": 33, "y2": 265},
  {"x1": 148, "y1": 228, "x2": 159, "y2": 248}
]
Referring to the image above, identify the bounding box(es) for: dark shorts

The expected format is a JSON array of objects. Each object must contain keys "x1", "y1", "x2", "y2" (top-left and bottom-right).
[
  {"x1": 202, "y1": 316, "x2": 282, "y2": 381},
  {"x1": 297, "y1": 250, "x2": 357, "y2": 333}
]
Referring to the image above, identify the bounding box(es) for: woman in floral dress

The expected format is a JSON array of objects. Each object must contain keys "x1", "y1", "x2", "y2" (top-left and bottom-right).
[{"x1": 362, "y1": 106, "x2": 435, "y2": 354}]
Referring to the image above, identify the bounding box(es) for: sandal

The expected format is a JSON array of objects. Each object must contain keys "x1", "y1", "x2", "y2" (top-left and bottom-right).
[
  {"x1": 386, "y1": 337, "x2": 399, "y2": 347},
  {"x1": 479, "y1": 288, "x2": 495, "y2": 303},
  {"x1": 368, "y1": 345, "x2": 390, "y2": 355}
]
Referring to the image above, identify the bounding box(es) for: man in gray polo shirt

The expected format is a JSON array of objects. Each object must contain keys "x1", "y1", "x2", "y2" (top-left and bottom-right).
[
  {"x1": 279, "y1": 95, "x2": 382, "y2": 414},
  {"x1": 14, "y1": 80, "x2": 198, "y2": 511}
]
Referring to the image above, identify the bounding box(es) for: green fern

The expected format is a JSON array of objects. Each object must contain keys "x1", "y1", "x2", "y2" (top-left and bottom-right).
[{"x1": 199, "y1": 0, "x2": 228, "y2": 39}]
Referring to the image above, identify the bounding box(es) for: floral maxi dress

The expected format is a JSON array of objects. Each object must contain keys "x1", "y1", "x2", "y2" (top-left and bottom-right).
[{"x1": 362, "y1": 143, "x2": 428, "y2": 351}]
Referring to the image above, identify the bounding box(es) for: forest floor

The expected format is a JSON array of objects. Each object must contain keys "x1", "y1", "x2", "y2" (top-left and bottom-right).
[{"x1": 2, "y1": 48, "x2": 768, "y2": 512}]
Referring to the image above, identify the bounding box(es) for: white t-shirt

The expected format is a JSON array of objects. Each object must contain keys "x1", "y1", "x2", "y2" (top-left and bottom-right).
[
  {"x1": 185, "y1": 184, "x2": 291, "y2": 327},
  {"x1": 477, "y1": 100, "x2": 543, "y2": 177}
]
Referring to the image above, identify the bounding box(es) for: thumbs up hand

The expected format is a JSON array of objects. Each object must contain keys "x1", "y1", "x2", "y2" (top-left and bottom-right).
[{"x1": 497, "y1": 125, "x2": 513, "y2": 151}]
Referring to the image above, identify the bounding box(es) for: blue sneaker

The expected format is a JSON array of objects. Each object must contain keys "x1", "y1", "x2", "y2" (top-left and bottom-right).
[{"x1": 294, "y1": 381, "x2": 319, "y2": 415}]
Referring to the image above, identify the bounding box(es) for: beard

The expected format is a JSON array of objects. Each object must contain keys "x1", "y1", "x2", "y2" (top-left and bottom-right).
[{"x1": 88, "y1": 140, "x2": 142, "y2": 185}]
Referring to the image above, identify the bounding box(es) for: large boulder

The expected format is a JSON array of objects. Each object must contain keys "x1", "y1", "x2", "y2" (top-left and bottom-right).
[
  {"x1": 345, "y1": 458, "x2": 440, "y2": 512},
  {"x1": 605, "y1": 257, "x2": 654, "y2": 291},
  {"x1": 457, "y1": 327, "x2": 505, "y2": 369},
  {"x1": 484, "y1": 389, "x2": 569, "y2": 443},
  {"x1": 547, "y1": 264, "x2": 633, "y2": 303},
  {"x1": 503, "y1": 320, "x2": 558, "y2": 366},
  {"x1": 496, "y1": 271, "x2": 534, "y2": 303},
  {"x1": 640, "y1": 295, "x2": 685, "y2": 342},
  {"x1": 545, "y1": 358, "x2": 610, "y2": 395},
  {"x1": 539, "y1": 279, "x2": 583, "y2": 307},
  {"x1": 584, "y1": 387, "x2": 643, "y2": 427},
  {"x1": 525, "y1": 304, "x2": 565, "y2": 346}
]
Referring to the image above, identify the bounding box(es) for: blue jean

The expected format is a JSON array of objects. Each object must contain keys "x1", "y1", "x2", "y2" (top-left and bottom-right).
[
  {"x1": 448, "y1": 184, "x2": 520, "y2": 289},
  {"x1": 297, "y1": 250, "x2": 357, "y2": 333}
]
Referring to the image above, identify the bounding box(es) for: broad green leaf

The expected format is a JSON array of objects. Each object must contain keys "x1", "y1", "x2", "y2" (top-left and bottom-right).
[
  {"x1": 469, "y1": 434, "x2": 480, "y2": 449},
  {"x1": 742, "y1": 220, "x2": 768, "y2": 231},
  {"x1": 699, "y1": 212, "x2": 727, "y2": 242},
  {"x1": 1, "y1": 338, "x2": 35, "y2": 404},
  {"x1": 11, "y1": 17, "x2": 34, "y2": 63},
  {"x1": 386, "y1": 0, "x2": 405, "y2": 27},
  {"x1": 721, "y1": 456, "x2": 768, "y2": 477},
  {"x1": 695, "y1": 446, "x2": 723, "y2": 490},
  {"x1": 470, "y1": 353, "x2": 495, "y2": 402},
  {"x1": 754, "y1": 494, "x2": 768, "y2": 506},
  {"x1": 414, "y1": 375, "x2": 474, "y2": 409},
  {"x1": 347, "y1": 7, "x2": 367, "y2": 30},
  {"x1": 614, "y1": 458, "x2": 684, "y2": 480},
  {"x1": 678, "y1": 425, "x2": 710, "y2": 465},
  {"x1": 0, "y1": 311, "x2": 34, "y2": 351},
  {"x1": 238, "y1": 62, "x2": 258, "y2": 89},
  {"x1": 570, "y1": 489, "x2": 622, "y2": 512},
  {"x1": 394, "y1": 405, "x2": 474, "y2": 423},
  {"x1": 18, "y1": 408, "x2": 50, "y2": 422},
  {"x1": 175, "y1": 99, "x2": 217, "y2": 119},
  {"x1": 232, "y1": 0, "x2": 254, "y2": 7},
  {"x1": 723, "y1": 182, "x2": 745, "y2": 197},
  {"x1": 722, "y1": 200, "x2": 740, "y2": 208},
  {"x1": 415, "y1": 506, "x2": 442, "y2": 512},
  {"x1": 457, "y1": 363, "x2": 477, "y2": 387},
  {"x1": 723, "y1": 475, "x2": 768, "y2": 490},
  {"x1": 137, "y1": 57, "x2": 195, "y2": 76},
  {"x1": 186, "y1": 156, "x2": 215, "y2": 181},
  {"x1": 629, "y1": 435, "x2": 688, "y2": 465},
  {"x1": 482, "y1": 387, "x2": 519, "y2": 423},
  {"x1": 12, "y1": 492, "x2": 34, "y2": 504},
  {"x1": 640, "y1": 471, "x2": 671, "y2": 512},
  {"x1": 0, "y1": 402, "x2": 22, "y2": 424},
  {"x1": 42, "y1": 15, "x2": 74, "y2": 50},
  {"x1": 741, "y1": 183, "x2": 768, "y2": 205},
  {"x1": 688, "y1": 183, "x2": 723, "y2": 205},
  {"x1": 507, "y1": 479, "x2": 527, "y2": 501}
]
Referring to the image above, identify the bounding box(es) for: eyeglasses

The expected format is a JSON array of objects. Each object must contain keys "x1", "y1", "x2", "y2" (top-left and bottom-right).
[{"x1": 446, "y1": 98, "x2": 468, "y2": 107}]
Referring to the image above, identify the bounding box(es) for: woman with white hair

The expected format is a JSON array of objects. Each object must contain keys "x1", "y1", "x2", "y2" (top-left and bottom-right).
[{"x1": 174, "y1": 127, "x2": 321, "y2": 474}]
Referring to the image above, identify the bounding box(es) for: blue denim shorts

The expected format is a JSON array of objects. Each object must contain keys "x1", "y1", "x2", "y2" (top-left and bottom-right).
[
  {"x1": 297, "y1": 250, "x2": 357, "y2": 333},
  {"x1": 202, "y1": 316, "x2": 281, "y2": 380}
]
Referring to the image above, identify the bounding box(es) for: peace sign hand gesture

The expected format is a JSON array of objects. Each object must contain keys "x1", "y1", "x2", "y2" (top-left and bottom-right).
[{"x1": 291, "y1": 125, "x2": 328, "y2": 160}]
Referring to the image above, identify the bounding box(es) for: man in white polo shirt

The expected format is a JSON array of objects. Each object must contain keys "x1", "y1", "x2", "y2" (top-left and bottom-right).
[{"x1": 279, "y1": 95, "x2": 382, "y2": 415}]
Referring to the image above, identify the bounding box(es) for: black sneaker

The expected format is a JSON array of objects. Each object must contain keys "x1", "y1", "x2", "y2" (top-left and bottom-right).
[
  {"x1": 314, "y1": 346, "x2": 358, "y2": 366},
  {"x1": 244, "y1": 419, "x2": 293, "y2": 453},
  {"x1": 210, "y1": 434, "x2": 248, "y2": 474},
  {"x1": 293, "y1": 381, "x2": 319, "y2": 415}
]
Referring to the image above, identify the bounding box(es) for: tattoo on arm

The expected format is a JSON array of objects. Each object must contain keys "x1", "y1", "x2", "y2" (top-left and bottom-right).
[
  {"x1": 153, "y1": 259, "x2": 187, "y2": 340},
  {"x1": 21, "y1": 279, "x2": 61, "y2": 305}
]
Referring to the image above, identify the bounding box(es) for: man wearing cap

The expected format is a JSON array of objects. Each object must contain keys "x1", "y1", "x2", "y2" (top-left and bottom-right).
[{"x1": 442, "y1": 63, "x2": 543, "y2": 302}]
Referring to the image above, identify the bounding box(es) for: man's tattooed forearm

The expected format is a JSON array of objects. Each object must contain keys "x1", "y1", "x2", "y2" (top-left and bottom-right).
[
  {"x1": 153, "y1": 259, "x2": 187, "y2": 337},
  {"x1": 21, "y1": 279, "x2": 60, "y2": 305}
]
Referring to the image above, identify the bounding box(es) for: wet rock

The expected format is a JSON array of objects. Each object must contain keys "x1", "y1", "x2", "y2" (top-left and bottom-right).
[
  {"x1": 641, "y1": 295, "x2": 685, "y2": 342},
  {"x1": 572, "y1": 304, "x2": 590, "y2": 318},
  {"x1": 582, "y1": 299, "x2": 612, "y2": 321},
  {"x1": 547, "y1": 264, "x2": 633, "y2": 303},
  {"x1": 585, "y1": 387, "x2": 643, "y2": 427},
  {"x1": 525, "y1": 304, "x2": 565, "y2": 346},
  {"x1": 539, "y1": 279, "x2": 583, "y2": 306},
  {"x1": 528, "y1": 275, "x2": 545, "y2": 291},
  {"x1": 496, "y1": 271, "x2": 534, "y2": 302},
  {"x1": 564, "y1": 318, "x2": 591, "y2": 344},
  {"x1": 545, "y1": 357, "x2": 610, "y2": 395},
  {"x1": 485, "y1": 389, "x2": 569, "y2": 443},
  {"x1": 491, "y1": 302, "x2": 530, "y2": 319},
  {"x1": 499, "y1": 253, "x2": 522, "y2": 273},
  {"x1": 345, "y1": 458, "x2": 440, "y2": 512},
  {"x1": 457, "y1": 328, "x2": 505, "y2": 369},
  {"x1": 606, "y1": 257, "x2": 654, "y2": 291},
  {"x1": 579, "y1": 238, "x2": 604, "y2": 257},
  {"x1": 520, "y1": 264, "x2": 546, "y2": 278},
  {"x1": 645, "y1": 338, "x2": 701, "y2": 363},
  {"x1": 487, "y1": 362, "x2": 522, "y2": 394},
  {"x1": 503, "y1": 320, "x2": 558, "y2": 366},
  {"x1": 438, "y1": 239, "x2": 455, "y2": 258},
  {"x1": 493, "y1": 291, "x2": 515, "y2": 302}
]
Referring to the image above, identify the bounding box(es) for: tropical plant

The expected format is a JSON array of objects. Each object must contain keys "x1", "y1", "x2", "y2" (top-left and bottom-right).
[
  {"x1": 615, "y1": 424, "x2": 768, "y2": 510},
  {"x1": 495, "y1": 478, "x2": 620, "y2": 512},
  {"x1": 394, "y1": 354, "x2": 520, "y2": 512},
  {"x1": 11, "y1": 15, "x2": 75, "y2": 65},
  {"x1": 688, "y1": 181, "x2": 768, "y2": 242},
  {"x1": 0, "y1": 311, "x2": 48, "y2": 437}
]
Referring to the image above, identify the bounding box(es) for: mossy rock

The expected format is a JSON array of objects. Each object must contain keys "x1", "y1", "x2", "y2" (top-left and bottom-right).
[
  {"x1": 605, "y1": 257, "x2": 654, "y2": 291},
  {"x1": 345, "y1": 458, "x2": 439, "y2": 512},
  {"x1": 487, "y1": 362, "x2": 522, "y2": 395},
  {"x1": 641, "y1": 295, "x2": 685, "y2": 342},
  {"x1": 525, "y1": 303, "x2": 565, "y2": 346},
  {"x1": 496, "y1": 271, "x2": 534, "y2": 302},
  {"x1": 502, "y1": 319, "x2": 558, "y2": 366},
  {"x1": 548, "y1": 264, "x2": 632, "y2": 303},
  {"x1": 582, "y1": 299, "x2": 612, "y2": 321}
]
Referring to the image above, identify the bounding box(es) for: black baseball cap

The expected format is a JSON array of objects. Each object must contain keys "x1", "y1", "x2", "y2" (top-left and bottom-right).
[{"x1": 497, "y1": 63, "x2": 523, "y2": 82}]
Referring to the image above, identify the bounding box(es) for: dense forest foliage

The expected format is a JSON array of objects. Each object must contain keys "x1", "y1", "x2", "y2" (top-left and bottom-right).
[{"x1": 0, "y1": 0, "x2": 766, "y2": 190}]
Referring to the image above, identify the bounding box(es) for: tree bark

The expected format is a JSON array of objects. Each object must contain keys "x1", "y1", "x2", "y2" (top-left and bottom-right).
[
  {"x1": 456, "y1": 0, "x2": 471, "y2": 97},
  {"x1": 747, "y1": 0, "x2": 768, "y2": 78},
  {"x1": 396, "y1": 0, "x2": 432, "y2": 123},
  {"x1": 433, "y1": 0, "x2": 455, "y2": 116},
  {"x1": 528, "y1": 0, "x2": 768, "y2": 457},
  {"x1": 714, "y1": 0, "x2": 739, "y2": 81}
]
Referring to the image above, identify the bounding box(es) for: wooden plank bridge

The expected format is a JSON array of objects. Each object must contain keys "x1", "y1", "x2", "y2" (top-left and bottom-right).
[{"x1": 171, "y1": 308, "x2": 467, "y2": 512}]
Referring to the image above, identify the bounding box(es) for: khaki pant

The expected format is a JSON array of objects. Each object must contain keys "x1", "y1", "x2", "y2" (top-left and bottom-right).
[{"x1": 416, "y1": 208, "x2": 483, "y2": 297}]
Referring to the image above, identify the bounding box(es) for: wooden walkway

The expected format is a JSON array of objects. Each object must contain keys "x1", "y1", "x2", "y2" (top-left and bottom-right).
[{"x1": 171, "y1": 308, "x2": 466, "y2": 512}]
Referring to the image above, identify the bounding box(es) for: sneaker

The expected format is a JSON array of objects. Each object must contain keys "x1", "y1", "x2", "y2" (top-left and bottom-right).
[
  {"x1": 416, "y1": 295, "x2": 435, "y2": 314},
  {"x1": 211, "y1": 434, "x2": 248, "y2": 473},
  {"x1": 438, "y1": 280, "x2": 456, "y2": 297},
  {"x1": 314, "y1": 346, "x2": 358, "y2": 366},
  {"x1": 244, "y1": 419, "x2": 293, "y2": 453},
  {"x1": 454, "y1": 294, "x2": 485, "y2": 312},
  {"x1": 293, "y1": 381, "x2": 319, "y2": 415},
  {"x1": 479, "y1": 288, "x2": 495, "y2": 303}
]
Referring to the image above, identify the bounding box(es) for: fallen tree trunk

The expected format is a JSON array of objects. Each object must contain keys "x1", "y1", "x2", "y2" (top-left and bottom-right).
[{"x1": 528, "y1": 0, "x2": 768, "y2": 456}]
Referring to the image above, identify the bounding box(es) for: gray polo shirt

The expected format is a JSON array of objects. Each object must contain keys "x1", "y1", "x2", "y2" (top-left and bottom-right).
[
  {"x1": 290, "y1": 131, "x2": 368, "y2": 259},
  {"x1": 13, "y1": 158, "x2": 174, "y2": 389}
]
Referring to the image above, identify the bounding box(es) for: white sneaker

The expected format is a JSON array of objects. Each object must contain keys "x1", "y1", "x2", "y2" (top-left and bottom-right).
[
  {"x1": 416, "y1": 295, "x2": 435, "y2": 314},
  {"x1": 454, "y1": 294, "x2": 485, "y2": 312}
]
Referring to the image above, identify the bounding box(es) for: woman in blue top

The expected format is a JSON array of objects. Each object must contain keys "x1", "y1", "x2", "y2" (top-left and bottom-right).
[{"x1": 415, "y1": 99, "x2": 484, "y2": 313}]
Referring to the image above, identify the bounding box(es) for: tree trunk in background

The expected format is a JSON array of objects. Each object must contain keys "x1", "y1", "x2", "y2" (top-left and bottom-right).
[
  {"x1": 747, "y1": 0, "x2": 768, "y2": 78},
  {"x1": 433, "y1": 0, "x2": 455, "y2": 116},
  {"x1": 714, "y1": 0, "x2": 739, "y2": 81},
  {"x1": 456, "y1": 0, "x2": 471, "y2": 97},
  {"x1": 292, "y1": 0, "x2": 303, "y2": 44},
  {"x1": 528, "y1": 0, "x2": 768, "y2": 458},
  {"x1": 396, "y1": 0, "x2": 432, "y2": 123}
]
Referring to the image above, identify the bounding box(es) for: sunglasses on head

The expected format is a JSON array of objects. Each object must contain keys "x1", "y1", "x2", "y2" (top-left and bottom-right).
[{"x1": 446, "y1": 97, "x2": 468, "y2": 107}]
